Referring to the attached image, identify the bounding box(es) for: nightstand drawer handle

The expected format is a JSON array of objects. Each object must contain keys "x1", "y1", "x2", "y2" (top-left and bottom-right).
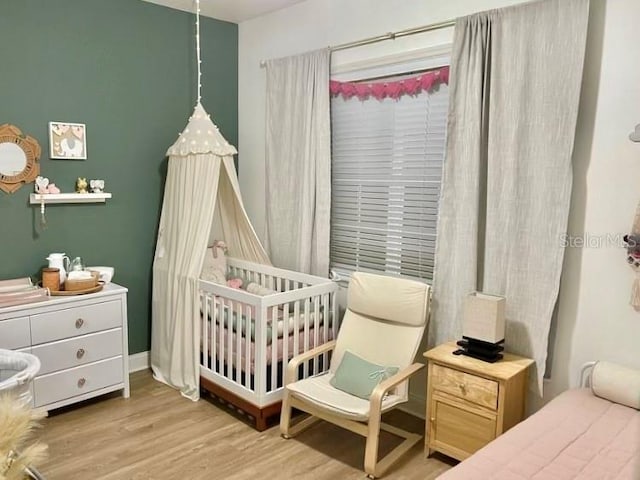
[
  {"x1": 75, "y1": 318, "x2": 84, "y2": 329},
  {"x1": 76, "y1": 348, "x2": 85, "y2": 359},
  {"x1": 77, "y1": 377, "x2": 86, "y2": 388},
  {"x1": 458, "y1": 383, "x2": 466, "y2": 393}
]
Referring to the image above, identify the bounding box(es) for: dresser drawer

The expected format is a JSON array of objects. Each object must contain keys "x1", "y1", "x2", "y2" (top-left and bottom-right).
[
  {"x1": 432, "y1": 364, "x2": 498, "y2": 410},
  {"x1": 31, "y1": 300, "x2": 121, "y2": 344},
  {"x1": 0, "y1": 316, "x2": 30, "y2": 350},
  {"x1": 32, "y1": 328, "x2": 123, "y2": 375},
  {"x1": 33, "y1": 356, "x2": 123, "y2": 407}
]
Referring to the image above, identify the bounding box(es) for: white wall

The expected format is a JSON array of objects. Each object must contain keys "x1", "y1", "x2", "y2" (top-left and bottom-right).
[
  {"x1": 238, "y1": 0, "x2": 640, "y2": 414},
  {"x1": 544, "y1": 0, "x2": 640, "y2": 404}
]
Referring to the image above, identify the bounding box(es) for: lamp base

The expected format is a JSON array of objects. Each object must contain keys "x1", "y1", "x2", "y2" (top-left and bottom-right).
[{"x1": 454, "y1": 338, "x2": 504, "y2": 363}]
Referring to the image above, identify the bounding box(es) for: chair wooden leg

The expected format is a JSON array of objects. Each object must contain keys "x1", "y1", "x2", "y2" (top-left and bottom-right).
[
  {"x1": 373, "y1": 423, "x2": 422, "y2": 478},
  {"x1": 287, "y1": 414, "x2": 321, "y2": 437},
  {"x1": 279, "y1": 390, "x2": 293, "y2": 438},
  {"x1": 364, "y1": 414, "x2": 382, "y2": 478}
]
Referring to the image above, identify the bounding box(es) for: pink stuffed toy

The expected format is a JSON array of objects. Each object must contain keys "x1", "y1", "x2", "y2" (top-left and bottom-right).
[
  {"x1": 35, "y1": 176, "x2": 61, "y2": 194},
  {"x1": 226, "y1": 278, "x2": 243, "y2": 290}
]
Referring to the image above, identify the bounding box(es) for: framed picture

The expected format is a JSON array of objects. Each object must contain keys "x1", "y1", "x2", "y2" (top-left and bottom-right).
[{"x1": 49, "y1": 122, "x2": 87, "y2": 160}]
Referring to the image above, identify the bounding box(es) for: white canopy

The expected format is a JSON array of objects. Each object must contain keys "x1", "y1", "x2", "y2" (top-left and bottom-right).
[{"x1": 151, "y1": 103, "x2": 269, "y2": 400}]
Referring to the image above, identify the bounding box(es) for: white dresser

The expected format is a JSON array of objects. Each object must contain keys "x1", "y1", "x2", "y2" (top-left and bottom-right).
[{"x1": 0, "y1": 283, "x2": 130, "y2": 411}]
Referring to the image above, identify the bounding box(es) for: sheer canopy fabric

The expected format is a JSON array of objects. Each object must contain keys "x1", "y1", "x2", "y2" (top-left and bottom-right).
[
  {"x1": 265, "y1": 49, "x2": 331, "y2": 277},
  {"x1": 431, "y1": 0, "x2": 590, "y2": 393},
  {"x1": 152, "y1": 103, "x2": 269, "y2": 400}
]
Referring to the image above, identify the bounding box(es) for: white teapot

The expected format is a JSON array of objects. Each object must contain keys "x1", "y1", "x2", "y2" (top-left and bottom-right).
[{"x1": 46, "y1": 253, "x2": 69, "y2": 284}]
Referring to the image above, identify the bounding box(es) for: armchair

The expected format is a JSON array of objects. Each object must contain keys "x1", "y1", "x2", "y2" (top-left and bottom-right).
[{"x1": 280, "y1": 272, "x2": 430, "y2": 478}]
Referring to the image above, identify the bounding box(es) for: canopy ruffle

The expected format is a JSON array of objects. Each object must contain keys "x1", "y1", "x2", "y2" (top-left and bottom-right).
[{"x1": 166, "y1": 102, "x2": 238, "y2": 157}]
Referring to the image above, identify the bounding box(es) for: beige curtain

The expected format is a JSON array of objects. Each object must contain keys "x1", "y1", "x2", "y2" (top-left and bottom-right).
[
  {"x1": 212, "y1": 157, "x2": 272, "y2": 264},
  {"x1": 152, "y1": 154, "x2": 220, "y2": 400},
  {"x1": 152, "y1": 103, "x2": 269, "y2": 400},
  {"x1": 264, "y1": 49, "x2": 331, "y2": 277},
  {"x1": 431, "y1": 0, "x2": 590, "y2": 393}
]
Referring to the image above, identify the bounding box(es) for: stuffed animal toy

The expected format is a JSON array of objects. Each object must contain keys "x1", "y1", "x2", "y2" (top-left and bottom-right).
[
  {"x1": 34, "y1": 176, "x2": 60, "y2": 194},
  {"x1": 246, "y1": 282, "x2": 277, "y2": 296},
  {"x1": 201, "y1": 240, "x2": 228, "y2": 286},
  {"x1": 75, "y1": 177, "x2": 88, "y2": 194},
  {"x1": 210, "y1": 240, "x2": 228, "y2": 263},
  {"x1": 624, "y1": 202, "x2": 640, "y2": 310},
  {"x1": 89, "y1": 179, "x2": 104, "y2": 193},
  {"x1": 226, "y1": 278, "x2": 243, "y2": 289}
]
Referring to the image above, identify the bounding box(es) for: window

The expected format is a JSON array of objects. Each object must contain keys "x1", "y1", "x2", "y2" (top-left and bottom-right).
[{"x1": 330, "y1": 68, "x2": 449, "y2": 282}]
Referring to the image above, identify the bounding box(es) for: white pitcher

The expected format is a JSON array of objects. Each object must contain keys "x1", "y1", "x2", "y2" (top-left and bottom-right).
[{"x1": 46, "y1": 253, "x2": 69, "y2": 284}]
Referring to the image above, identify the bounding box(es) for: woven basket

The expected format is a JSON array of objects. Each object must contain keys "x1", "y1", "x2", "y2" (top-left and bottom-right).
[{"x1": 64, "y1": 271, "x2": 99, "y2": 291}]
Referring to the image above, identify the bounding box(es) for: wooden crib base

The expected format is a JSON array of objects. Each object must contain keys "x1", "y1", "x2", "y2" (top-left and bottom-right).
[{"x1": 200, "y1": 376, "x2": 282, "y2": 431}]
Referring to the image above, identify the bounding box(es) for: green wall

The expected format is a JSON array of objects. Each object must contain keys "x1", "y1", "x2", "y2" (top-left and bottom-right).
[{"x1": 0, "y1": 0, "x2": 238, "y2": 354}]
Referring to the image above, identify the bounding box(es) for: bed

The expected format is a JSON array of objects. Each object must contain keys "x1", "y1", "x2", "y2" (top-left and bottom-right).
[
  {"x1": 438, "y1": 362, "x2": 640, "y2": 479},
  {"x1": 199, "y1": 257, "x2": 338, "y2": 430}
]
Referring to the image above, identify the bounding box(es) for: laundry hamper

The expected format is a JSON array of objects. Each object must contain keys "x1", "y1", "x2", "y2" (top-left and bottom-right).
[{"x1": 0, "y1": 349, "x2": 46, "y2": 480}]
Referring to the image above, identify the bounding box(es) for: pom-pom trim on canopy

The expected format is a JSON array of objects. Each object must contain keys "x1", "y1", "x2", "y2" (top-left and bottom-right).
[{"x1": 166, "y1": 102, "x2": 238, "y2": 157}]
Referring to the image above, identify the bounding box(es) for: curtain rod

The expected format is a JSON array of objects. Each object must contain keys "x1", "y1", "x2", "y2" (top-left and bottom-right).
[{"x1": 259, "y1": 19, "x2": 456, "y2": 67}]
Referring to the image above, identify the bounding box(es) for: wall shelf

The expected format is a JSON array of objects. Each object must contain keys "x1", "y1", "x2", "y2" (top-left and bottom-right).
[{"x1": 29, "y1": 193, "x2": 112, "y2": 204}]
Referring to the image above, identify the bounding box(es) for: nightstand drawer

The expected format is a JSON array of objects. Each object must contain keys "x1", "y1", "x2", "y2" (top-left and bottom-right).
[
  {"x1": 33, "y1": 356, "x2": 123, "y2": 407},
  {"x1": 31, "y1": 300, "x2": 121, "y2": 344},
  {"x1": 0, "y1": 316, "x2": 30, "y2": 350},
  {"x1": 432, "y1": 364, "x2": 498, "y2": 410},
  {"x1": 432, "y1": 398, "x2": 496, "y2": 458},
  {"x1": 32, "y1": 328, "x2": 123, "y2": 375}
]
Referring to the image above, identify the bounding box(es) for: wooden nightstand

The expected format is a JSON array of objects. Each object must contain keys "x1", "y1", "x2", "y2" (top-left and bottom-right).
[{"x1": 424, "y1": 342, "x2": 533, "y2": 461}]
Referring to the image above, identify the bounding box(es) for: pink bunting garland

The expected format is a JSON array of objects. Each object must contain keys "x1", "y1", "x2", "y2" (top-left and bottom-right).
[{"x1": 330, "y1": 66, "x2": 449, "y2": 101}]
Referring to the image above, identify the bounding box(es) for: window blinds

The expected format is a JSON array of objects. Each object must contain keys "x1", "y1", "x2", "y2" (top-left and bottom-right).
[{"x1": 330, "y1": 82, "x2": 449, "y2": 281}]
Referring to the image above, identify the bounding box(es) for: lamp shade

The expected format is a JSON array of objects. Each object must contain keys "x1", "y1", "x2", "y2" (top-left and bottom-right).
[{"x1": 463, "y1": 292, "x2": 505, "y2": 344}]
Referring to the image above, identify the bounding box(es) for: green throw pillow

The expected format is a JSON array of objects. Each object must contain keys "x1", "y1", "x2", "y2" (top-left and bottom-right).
[{"x1": 330, "y1": 350, "x2": 399, "y2": 399}]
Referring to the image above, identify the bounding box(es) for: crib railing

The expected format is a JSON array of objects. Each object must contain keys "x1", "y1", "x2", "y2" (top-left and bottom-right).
[
  {"x1": 199, "y1": 261, "x2": 338, "y2": 408},
  {"x1": 227, "y1": 258, "x2": 330, "y2": 292}
]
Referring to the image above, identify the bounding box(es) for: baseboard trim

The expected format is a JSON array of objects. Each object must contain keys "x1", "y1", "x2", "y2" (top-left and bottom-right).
[
  {"x1": 398, "y1": 392, "x2": 426, "y2": 420},
  {"x1": 129, "y1": 351, "x2": 150, "y2": 373}
]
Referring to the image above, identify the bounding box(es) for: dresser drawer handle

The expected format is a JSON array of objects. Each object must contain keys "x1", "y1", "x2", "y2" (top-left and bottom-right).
[
  {"x1": 77, "y1": 377, "x2": 86, "y2": 388},
  {"x1": 76, "y1": 348, "x2": 85, "y2": 359},
  {"x1": 458, "y1": 383, "x2": 467, "y2": 394},
  {"x1": 75, "y1": 318, "x2": 84, "y2": 329}
]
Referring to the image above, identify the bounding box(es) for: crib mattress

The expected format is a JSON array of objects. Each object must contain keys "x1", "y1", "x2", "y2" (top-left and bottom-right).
[{"x1": 438, "y1": 388, "x2": 640, "y2": 480}]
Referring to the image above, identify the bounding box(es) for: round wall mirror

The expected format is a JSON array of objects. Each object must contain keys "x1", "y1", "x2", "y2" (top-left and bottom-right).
[
  {"x1": 0, "y1": 124, "x2": 41, "y2": 194},
  {"x1": 0, "y1": 143, "x2": 28, "y2": 176}
]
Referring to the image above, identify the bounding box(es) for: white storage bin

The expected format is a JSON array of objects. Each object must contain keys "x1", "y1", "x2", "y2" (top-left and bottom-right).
[
  {"x1": 0, "y1": 348, "x2": 41, "y2": 406},
  {"x1": 0, "y1": 349, "x2": 45, "y2": 479}
]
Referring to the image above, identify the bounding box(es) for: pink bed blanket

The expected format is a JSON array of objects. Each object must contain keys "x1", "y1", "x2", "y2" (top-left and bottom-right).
[{"x1": 438, "y1": 388, "x2": 640, "y2": 480}]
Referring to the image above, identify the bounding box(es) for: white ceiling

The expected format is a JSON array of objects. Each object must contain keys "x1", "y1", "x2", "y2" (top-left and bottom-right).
[{"x1": 142, "y1": 0, "x2": 307, "y2": 23}]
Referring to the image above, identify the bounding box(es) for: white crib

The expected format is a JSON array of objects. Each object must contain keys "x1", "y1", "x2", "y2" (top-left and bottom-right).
[{"x1": 199, "y1": 258, "x2": 338, "y2": 430}]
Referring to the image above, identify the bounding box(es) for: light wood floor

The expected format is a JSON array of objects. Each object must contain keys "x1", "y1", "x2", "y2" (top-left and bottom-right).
[{"x1": 37, "y1": 371, "x2": 454, "y2": 479}]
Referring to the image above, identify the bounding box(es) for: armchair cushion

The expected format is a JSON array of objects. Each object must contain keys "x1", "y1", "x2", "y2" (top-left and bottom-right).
[
  {"x1": 286, "y1": 373, "x2": 405, "y2": 421},
  {"x1": 329, "y1": 350, "x2": 399, "y2": 399},
  {"x1": 347, "y1": 272, "x2": 430, "y2": 326}
]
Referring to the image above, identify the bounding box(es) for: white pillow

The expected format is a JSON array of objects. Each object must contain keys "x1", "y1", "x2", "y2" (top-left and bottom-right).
[{"x1": 591, "y1": 361, "x2": 640, "y2": 410}]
